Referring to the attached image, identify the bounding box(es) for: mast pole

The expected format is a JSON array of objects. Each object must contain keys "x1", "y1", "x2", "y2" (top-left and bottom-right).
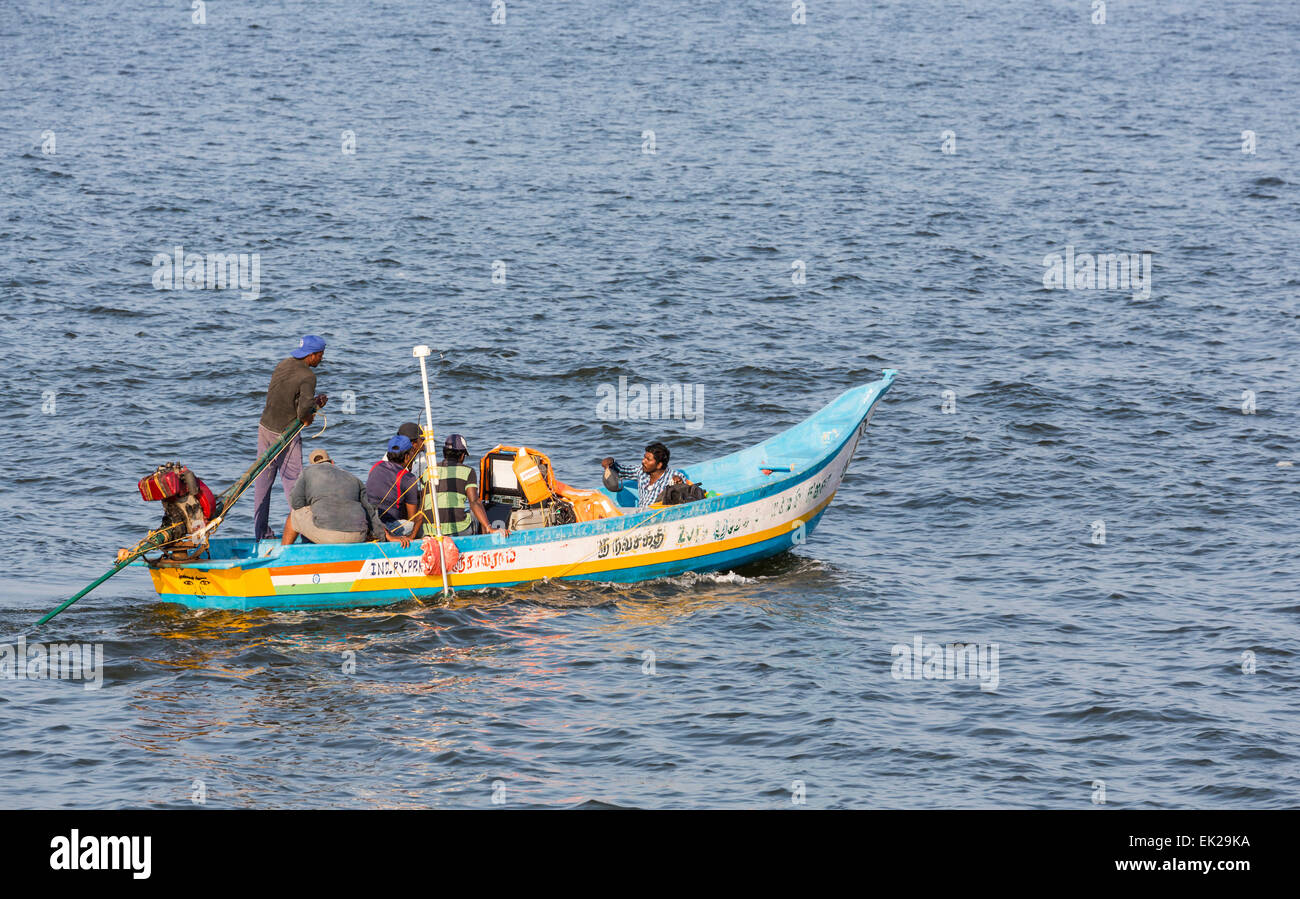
[{"x1": 413, "y1": 345, "x2": 450, "y2": 597}]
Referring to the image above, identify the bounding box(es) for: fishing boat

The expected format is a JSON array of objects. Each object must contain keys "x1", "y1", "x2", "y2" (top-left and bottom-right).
[{"x1": 132, "y1": 369, "x2": 897, "y2": 611}]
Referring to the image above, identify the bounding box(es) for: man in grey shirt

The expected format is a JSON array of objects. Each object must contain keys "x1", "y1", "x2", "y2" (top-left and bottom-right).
[
  {"x1": 253, "y1": 335, "x2": 328, "y2": 539},
  {"x1": 281, "y1": 450, "x2": 412, "y2": 547}
]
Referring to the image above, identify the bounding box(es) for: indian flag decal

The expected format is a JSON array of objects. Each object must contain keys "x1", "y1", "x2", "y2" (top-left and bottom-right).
[{"x1": 269, "y1": 560, "x2": 366, "y2": 595}]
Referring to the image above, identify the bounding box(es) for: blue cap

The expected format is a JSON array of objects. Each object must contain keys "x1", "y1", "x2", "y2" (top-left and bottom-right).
[
  {"x1": 387, "y1": 434, "x2": 413, "y2": 455},
  {"x1": 291, "y1": 335, "x2": 326, "y2": 359}
]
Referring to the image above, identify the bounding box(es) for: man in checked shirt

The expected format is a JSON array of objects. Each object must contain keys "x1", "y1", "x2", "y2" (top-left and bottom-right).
[{"x1": 601, "y1": 442, "x2": 688, "y2": 510}]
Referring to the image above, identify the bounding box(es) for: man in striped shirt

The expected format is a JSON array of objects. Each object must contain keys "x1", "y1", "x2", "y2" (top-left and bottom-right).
[
  {"x1": 601, "y1": 442, "x2": 688, "y2": 510},
  {"x1": 427, "y1": 434, "x2": 506, "y2": 537}
]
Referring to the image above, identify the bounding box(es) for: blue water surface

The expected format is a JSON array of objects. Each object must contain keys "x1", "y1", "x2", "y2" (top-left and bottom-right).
[{"x1": 0, "y1": 0, "x2": 1296, "y2": 808}]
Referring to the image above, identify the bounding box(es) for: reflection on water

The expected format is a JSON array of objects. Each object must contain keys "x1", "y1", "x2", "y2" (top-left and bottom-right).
[{"x1": 101, "y1": 569, "x2": 817, "y2": 803}]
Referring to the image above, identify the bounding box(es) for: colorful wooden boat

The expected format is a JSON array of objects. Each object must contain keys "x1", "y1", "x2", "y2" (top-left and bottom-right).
[{"x1": 136, "y1": 370, "x2": 897, "y2": 610}]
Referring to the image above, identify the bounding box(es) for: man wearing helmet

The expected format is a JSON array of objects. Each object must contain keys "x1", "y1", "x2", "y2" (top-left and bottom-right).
[{"x1": 426, "y1": 434, "x2": 506, "y2": 538}]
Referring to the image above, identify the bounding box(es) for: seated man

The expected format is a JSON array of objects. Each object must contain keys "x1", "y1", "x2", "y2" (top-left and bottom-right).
[
  {"x1": 601, "y1": 441, "x2": 688, "y2": 510},
  {"x1": 281, "y1": 449, "x2": 412, "y2": 547},
  {"x1": 397, "y1": 422, "x2": 427, "y2": 468},
  {"x1": 426, "y1": 434, "x2": 505, "y2": 537},
  {"x1": 366, "y1": 434, "x2": 423, "y2": 537}
]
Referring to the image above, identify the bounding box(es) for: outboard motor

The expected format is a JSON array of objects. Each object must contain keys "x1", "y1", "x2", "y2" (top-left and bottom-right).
[{"x1": 137, "y1": 463, "x2": 218, "y2": 558}]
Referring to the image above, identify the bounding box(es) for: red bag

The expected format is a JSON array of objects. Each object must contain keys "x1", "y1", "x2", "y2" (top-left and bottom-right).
[
  {"x1": 138, "y1": 469, "x2": 185, "y2": 502},
  {"x1": 421, "y1": 536, "x2": 460, "y2": 577}
]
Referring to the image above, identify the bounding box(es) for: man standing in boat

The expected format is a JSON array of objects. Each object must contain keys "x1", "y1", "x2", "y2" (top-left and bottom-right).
[
  {"x1": 601, "y1": 442, "x2": 687, "y2": 509},
  {"x1": 252, "y1": 335, "x2": 328, "y2": 539}
]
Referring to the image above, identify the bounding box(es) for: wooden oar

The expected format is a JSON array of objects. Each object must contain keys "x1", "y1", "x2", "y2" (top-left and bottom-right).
[
  {"x1": 36, "y1": 415, "x2": 311, "y2": 626},
  {"x1": 35, "y1": 524, "x2": 189, "y2": 626}
]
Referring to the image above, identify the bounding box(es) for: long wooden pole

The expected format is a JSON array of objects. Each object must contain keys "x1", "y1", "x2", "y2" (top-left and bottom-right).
[
  {"x1": 36, "y1": 415, "x2": 310, "y2": 626},
  {"x1": 35, "y1": 526, "x2": 186, "y2": 626}
]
